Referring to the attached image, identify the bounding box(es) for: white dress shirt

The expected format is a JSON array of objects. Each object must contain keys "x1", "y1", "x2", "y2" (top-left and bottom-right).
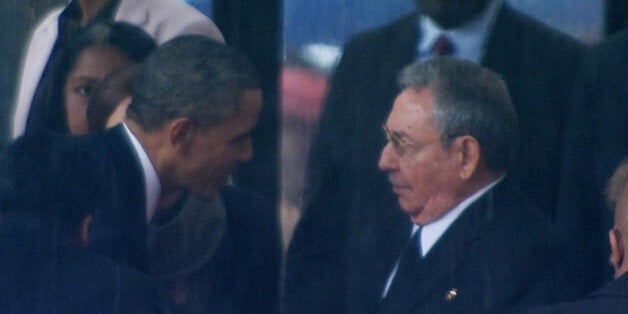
[
  {"x1": 382, "y1": 176, "x2": 505, "y2": 297},
  {"x1": 122, "y1": 123, "x2": 160, "y2": 223},
  {"x1": 416, "y1": 0, "x2": 503, "y2": 62}
]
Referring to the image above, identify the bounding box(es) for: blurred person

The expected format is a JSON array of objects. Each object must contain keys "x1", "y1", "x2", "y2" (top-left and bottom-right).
[
  {"x1": 31, "y1": 21, "x2": 155, "y2": 135},
  {"x1": 556, "y1": 29, "x2": 628, "y2": 299},
  {"x1": 1, "y1": 36, "x2": 279, "y2": 313},
  {"x1": 279, "y1": 52, "x2": 329, "y2": 248},
  {"x1": 528, "y1": 159, "x2": 628, "y2": 313},
  {"x1": 285, "y1": 0, "x2": 585, "y2": 311},
  {"x1": 0, "y1": 157, "x2": 158, "y2": 312},
  {"x1": 13, "y1": 0, "x2": 224, "y2": 137}
]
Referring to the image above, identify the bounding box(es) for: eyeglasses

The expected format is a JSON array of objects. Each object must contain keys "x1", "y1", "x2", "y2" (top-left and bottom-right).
[{"x1": 382, "y1": 125, "x2": 462, "y2": 156}]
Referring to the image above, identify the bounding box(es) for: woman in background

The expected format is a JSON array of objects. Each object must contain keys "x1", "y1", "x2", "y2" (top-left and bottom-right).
[{"x1": 28, "y1": 21, "x2": 155, "y2": 135}]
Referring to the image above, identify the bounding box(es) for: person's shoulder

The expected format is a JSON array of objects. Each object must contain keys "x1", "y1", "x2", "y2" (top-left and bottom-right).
[
  {"x1": 523, "y1": 290, "x2": 628, "y2": 314},
  {"x1": 116, "y1": 0, "x2": 224, "y2": 43},
  {"x1": 31, "y1": 6, "x2": 65, "y2": 33},
  {"x1": 532, "y1": 274, "x2": 628, "y2": 313},
  {"x1": 2, "y1": 131, "x2": 64, "y2": 166},
  {"x1": 597, "y1": 29, "x2": 628, "y2": 51},
  {"x1": 344, "y1": 13, "x2": 416, "y2": 51},
  {"x1": 490, "y1": 176, "x2": 551, "y2": 231},
  {"x1": 500, "y1": 4, "x2": 583, "y2": 52},
  {"x1": 589, "y1": 29, "x2": 628, "y2": 66}
]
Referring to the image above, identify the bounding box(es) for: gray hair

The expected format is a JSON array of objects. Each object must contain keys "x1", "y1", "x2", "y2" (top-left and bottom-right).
[
  {"x1": 607, "y1": 159, "x2": 628, "y2": 210},
  {"x1": 128, "y1": 35, "x2": 260, "y2": 130},
  {"x1": 398, "y1": 57, "x2": 518, "y2": 172}
]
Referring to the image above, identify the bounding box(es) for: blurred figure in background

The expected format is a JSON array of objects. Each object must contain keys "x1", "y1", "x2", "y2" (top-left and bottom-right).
[
  {"x1": 29, "y1": 21, "x2": 155, "y2": 135},
  {"x1": 13, "y1": 0, "x2": 224, "y2": 137},
  {"x1": 530, "y1": 159, "x2": 628, "y2": 313},
  {"x1": 556, "y1": 28, "x2": 628, "y2": 300},
  {"x1": 279, "y1": 48, "x2": 329, "y2": 249}
]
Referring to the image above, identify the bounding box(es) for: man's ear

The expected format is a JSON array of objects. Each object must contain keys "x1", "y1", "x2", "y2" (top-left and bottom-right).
[
  {"x1": 106, "y1": 96, "x2": 132, "y2": 128},
  {"x1": 455, "y1": 136, "x2": 481, "y2": 180},
  {"x1": 77, "y1": 214, "x2": 93, "y2": 248},
  {"x1": 169, "y1": 118, "x2": 196, "y2": 149},
  {"x1": 610, "y1": 228, "x2": 624, "y2": 275}
]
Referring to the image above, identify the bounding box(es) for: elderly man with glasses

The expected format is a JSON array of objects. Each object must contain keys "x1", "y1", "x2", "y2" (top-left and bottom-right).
[{"x1": 375, "y1": 57, "x2": 558, "y2": 313}]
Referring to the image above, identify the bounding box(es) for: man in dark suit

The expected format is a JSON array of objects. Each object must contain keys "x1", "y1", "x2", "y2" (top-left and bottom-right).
[
  {"x1": 381, "y1": 58, "x2": 553, "y2": 313},
  {"x1": 529, "y1": 159, "x2": 628, "y2": 313},
  {"x1": 1, "y1": 35, "x2": 280, "y2": 312},
  {"x1": 284, "y1": 0, "x2": 584, "y2": 311},
  {"x1": 556, "y1": 29, "x2": 628, "y2": 299}
]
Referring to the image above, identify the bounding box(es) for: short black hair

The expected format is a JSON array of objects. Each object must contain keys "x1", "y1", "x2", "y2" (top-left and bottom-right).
[{"x1": 127, "y1": 35, "x2": 261, "y2": 130}]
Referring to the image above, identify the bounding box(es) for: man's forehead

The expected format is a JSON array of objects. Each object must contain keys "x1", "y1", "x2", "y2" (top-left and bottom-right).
[{"x1": 389, "y1": 89, "x2": 436, "y2": 129}]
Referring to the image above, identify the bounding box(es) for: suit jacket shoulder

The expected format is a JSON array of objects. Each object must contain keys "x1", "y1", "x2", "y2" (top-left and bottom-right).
[
  {"x1": 525, "y1": 274, "x2": 628, "y2": 313},
  {"x1": 115, "y1": 0, "x2": 224, "y2": 44},
  {"x1": 485, "y1": 4, "x2": 583, "y2": 70},
  {"x1": 381, "y1": 178, "x2": 555, "y2": 313}
]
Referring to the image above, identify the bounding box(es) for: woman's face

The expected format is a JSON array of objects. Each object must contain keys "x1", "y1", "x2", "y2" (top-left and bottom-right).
[{"x1": 64, "y1": 45, "x2": 132, "y2": 135}]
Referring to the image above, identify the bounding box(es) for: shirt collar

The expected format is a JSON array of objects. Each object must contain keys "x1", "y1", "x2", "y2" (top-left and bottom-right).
[
  {"x1": 412, "y1": 175, "x2": 505, "y2": 257},
  {"x1": 122, "y1": 123, "x2": 160, "y2": 223},
  {"x1": 417, "y1": 0, "x2": 503, "y2": 62}
]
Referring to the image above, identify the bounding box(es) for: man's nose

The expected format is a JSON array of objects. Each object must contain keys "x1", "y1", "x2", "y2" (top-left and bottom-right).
[{"x1": 378, "y1": 142, "x2": 399, "y2": 172}]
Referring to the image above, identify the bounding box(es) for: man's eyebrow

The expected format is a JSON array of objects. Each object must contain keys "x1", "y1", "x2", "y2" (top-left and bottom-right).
[{"x1": 391, "y1": 129, "x2": 410, "y2": 139}]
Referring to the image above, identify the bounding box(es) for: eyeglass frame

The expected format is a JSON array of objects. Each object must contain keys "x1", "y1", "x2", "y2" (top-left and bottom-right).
[{"x1": 382, "y1": 124, "x2": 463, "y2": 156}]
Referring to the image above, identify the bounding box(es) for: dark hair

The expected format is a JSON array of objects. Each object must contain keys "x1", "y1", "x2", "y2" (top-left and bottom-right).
[
  {"x1": 398, "y1": 57, "x2": 518, "y2": 172},
  {"x1": 87, "y1": 66, "x2": 139, "y2": 132},
  {"x1": 127, "y1": 35, "x2": 260, "y2": 130},
  {"x1": 30, "y1": 21, "x2": 156, "y2": 133}
]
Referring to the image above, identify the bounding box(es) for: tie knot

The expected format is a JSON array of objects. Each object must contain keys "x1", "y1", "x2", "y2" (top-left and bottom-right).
[{"x1": 431, "y1": 35, "x2": 455, "y2": 57}]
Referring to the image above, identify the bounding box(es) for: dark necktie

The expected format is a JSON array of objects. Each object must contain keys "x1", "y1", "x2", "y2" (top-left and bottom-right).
[
  {"x1": 384, "y1": 227, "x2": 423, "y2": 301},
  {"x1": 431, "y1": 34, "x2": 455, "y2": 56}
]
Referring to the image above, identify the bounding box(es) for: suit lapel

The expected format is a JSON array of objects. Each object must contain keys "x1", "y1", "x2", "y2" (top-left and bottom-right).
[
  {"x1": 408, "y1": 187, "x2": 498, "y2": 312},
  {"x1": 93, "y1": 126, "x2": 148, "y2": 271}
]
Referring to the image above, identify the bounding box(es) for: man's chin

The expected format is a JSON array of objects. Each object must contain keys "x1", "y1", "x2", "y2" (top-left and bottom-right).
[
  {"x1": 397, "y1": 199, "x2": 416, "y2": 214},
  {"x1": 397, "y1": 200, "x2": 426, "y2": 223}
]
